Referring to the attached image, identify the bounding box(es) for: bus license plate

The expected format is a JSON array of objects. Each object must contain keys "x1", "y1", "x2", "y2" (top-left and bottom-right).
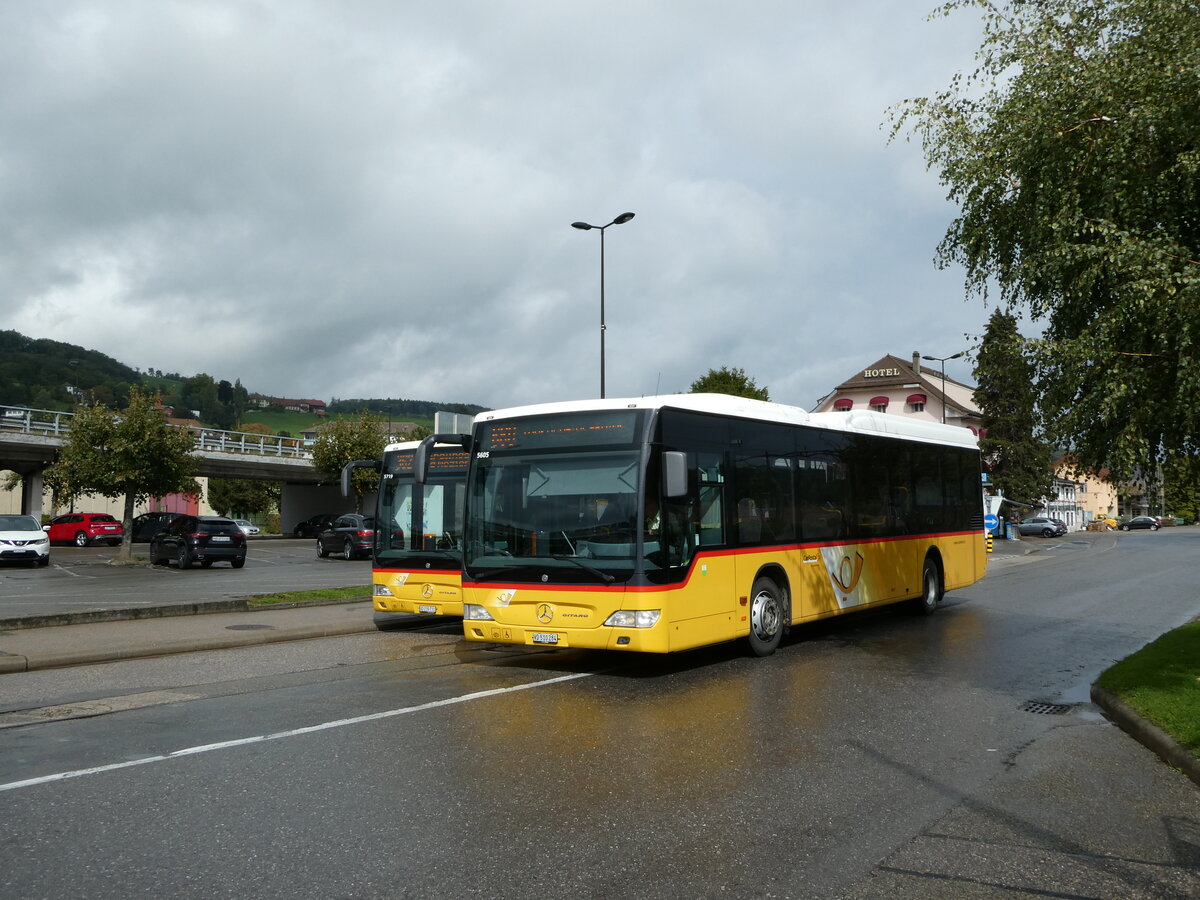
[
  {"x1": 418, "y1": 605, "x2": 437, "y2": 614},
  {"x1": 531, "y1": 632, "x2": 559, "y2": 645}
]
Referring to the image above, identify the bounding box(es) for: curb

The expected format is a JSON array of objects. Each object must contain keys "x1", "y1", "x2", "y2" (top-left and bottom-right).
[
  {"x1": 0, "y1": 604, "x2": 378, "y2": 674},
  {"x1": 1091, "y1": 684, "x2": 1200, "y2": 788},
  {"x1": 0, "y1": 595, "x2": 369, "y2": 632}
]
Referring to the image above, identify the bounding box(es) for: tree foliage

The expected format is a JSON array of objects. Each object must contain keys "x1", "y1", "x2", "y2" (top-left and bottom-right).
[
  {"x1": 1162, "y1": 455, "x2": 1200, "y2": 522},
  {"x1": 974, "y1": 310, "x2": 1056, "y2": 506},
  {"x1": 0, "y1": 330, "x2": 139, "y2": 411},
  {"x1": 327, "y1": 397, "x2": 486, "y2": 418},
  {"x1": 311, "y1": 410, "x2": 387, "y2": 512},
  {"x1": 46, "y1": 386, "x2": 200, "y2": 560},
  {"x1": 894, "y1": 0, "x2": 1200, "y2": 481},
  {"x1": 208, "y1": 478, "x2": 280, "y2": 519},
  {"x1": 689, "y1": 367, "x2": 770, "y2": 400}
]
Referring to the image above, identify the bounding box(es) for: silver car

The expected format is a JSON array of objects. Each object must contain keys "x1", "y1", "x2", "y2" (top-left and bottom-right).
[{"x1": 1018, "y1": 516, "x2": 1067, "y2": 537}]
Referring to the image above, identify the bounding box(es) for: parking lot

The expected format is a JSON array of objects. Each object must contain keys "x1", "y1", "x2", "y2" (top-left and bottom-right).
[{"x1": 0, "y1": 538, "x2": 371, "y2": 620}]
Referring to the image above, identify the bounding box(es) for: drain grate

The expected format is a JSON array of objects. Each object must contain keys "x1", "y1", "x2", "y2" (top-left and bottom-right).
[
  {"x1": 225, "y1": 623, "x2": 275, "y2": 631},
  {"x1": 1021, "y1": 700, "x2": 1075, "y2": 715}
]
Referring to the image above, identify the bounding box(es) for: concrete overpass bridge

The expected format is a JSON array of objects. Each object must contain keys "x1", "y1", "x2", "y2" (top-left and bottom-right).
[{"x1": 0, "y1": 406, "x2": 348, "y2": 528}]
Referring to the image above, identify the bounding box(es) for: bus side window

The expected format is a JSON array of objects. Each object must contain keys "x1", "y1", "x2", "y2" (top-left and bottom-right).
[{"x1": 694, "y1": 451, "x2": 725, "y2": 547}]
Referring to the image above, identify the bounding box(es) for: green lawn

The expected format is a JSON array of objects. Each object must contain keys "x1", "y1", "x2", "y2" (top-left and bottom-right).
[
  {"x1": 247, "y1": 586, "x2": 370, "y2": 606},
  {"x1": 1096, "y1": 620, "x2": 1200, "y2": 756},
  {"x1": 239, "y1": 410, "x2": 325, "y2": 435},
  {"x1": 239, "y1": 410, "x2": 435, "y2": 436}
]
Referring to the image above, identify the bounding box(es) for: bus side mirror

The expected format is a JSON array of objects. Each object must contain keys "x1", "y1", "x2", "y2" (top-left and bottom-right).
[
  {"x1": 663, "y1": 451, "x2": 688, "y2": 498},
  {"x1": 414, "y1": 433, "x2": 473, "y2": 484},
  {"x1": 340, "y1": 459, "x2": 380, "y2": 497}
]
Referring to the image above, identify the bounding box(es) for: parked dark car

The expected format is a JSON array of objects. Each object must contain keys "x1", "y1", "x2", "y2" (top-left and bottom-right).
[
  {"x1": 316, "y1": 514, "x2": 376, "y2": 560},
  {"x1": 130, "y1": 511, "x2": 186, "y2": 542},
  {"x1": 1017, "y1": 516, "x2": 1067, "y2": 537},
  {"x1": 1119, "y1": 516, "x2": 1160, "y2": 531},
  {"x1": 44, "y1": 513, "x2": 123, "y2": 546},
  {"x1": 293, "y1": 513, "x2": 337, "y2": 538},
  {"x1": 150, "y1": 515, "x2": 247, "y2": 569}
]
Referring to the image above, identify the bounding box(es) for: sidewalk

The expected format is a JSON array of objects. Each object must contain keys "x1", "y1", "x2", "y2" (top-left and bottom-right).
[{"x1": 0, "y1": 600, "x2": 380, "y2": 674}]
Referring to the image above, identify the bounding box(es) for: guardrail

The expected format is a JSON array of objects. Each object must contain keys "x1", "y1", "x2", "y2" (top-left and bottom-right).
[{"x1": 0, "y1": 405, "x2": 312, "y2": 459}]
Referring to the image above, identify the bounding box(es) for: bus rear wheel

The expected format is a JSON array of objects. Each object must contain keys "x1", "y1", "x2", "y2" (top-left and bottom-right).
[
  {"x1": 748, "y1": 576, "x2": 785, "y2": 657},
  {"x1": 909, "y1": 558, "x2": 941, "y2": 615}
]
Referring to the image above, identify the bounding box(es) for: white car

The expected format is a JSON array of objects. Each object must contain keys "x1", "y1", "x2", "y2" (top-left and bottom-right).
[
  {"x1": 233, "y1": 519, "x2": 261, "y2": 536},
  {"x1": 0, "y1": 514, "x2": 51, "y2": 567}
]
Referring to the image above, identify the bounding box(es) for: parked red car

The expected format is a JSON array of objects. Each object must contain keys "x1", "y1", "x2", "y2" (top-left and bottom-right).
[{"x1": 44, "y1": 513, "x2": 124, "y2": 547}]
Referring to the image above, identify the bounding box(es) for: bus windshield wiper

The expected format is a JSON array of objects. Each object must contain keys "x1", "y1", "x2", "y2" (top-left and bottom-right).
[{"x1": 552, "y1": 555, "x2": 615, "y2": 584}]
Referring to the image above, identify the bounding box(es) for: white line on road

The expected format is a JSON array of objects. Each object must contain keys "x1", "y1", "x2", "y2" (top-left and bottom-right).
[{"x1": 0, "y1": 670, "x2": 594, "y2": 793}]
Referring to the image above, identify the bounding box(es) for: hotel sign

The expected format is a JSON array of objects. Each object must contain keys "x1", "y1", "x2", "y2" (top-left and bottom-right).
[{"x1": 863, "y1": 367, "x2": 900, "y2": 378}]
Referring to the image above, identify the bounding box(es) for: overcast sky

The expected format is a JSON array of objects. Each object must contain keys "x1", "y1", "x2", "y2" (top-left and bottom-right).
[{"x1": 2, "y1": 1, "x2": 992, "y2": 412}]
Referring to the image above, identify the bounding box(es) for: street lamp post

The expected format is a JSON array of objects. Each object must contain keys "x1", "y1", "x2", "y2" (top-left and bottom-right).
[
  {"x1": 571, "y1": 212, "x2": 635, "y2": 399},
  {"x1": 921, "y1": 352, "x2": 965, "y2": 424}
]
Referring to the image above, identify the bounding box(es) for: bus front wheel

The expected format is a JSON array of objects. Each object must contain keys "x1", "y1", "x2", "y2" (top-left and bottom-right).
[
  {"x1": 748, "y1": 576, "x2": 785, "y2": 657},
  {"x1": 909, "y1": 558, "x2": 941, "y2": 615}
]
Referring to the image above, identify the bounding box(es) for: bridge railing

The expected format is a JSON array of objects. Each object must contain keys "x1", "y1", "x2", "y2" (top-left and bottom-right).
[
  {"x1": 0, "y1": 405, "x2": 313, "y2": 459},
  {"x1": 0, "y1": 406, "x2": 72, "y2": 436}
]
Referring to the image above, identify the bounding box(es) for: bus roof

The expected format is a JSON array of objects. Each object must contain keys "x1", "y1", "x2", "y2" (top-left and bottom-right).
[
  {"x1": 473, "y1": 393, "x2": 979, "y2": 450},
  {"x1": 382, "y1": 440, "x2": 474, "y2": 454}
]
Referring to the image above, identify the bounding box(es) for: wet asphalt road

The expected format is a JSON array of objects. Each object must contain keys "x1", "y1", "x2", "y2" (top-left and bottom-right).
[{"x1": 1, "y1": 529, "x2": 1198, "y2": 898}]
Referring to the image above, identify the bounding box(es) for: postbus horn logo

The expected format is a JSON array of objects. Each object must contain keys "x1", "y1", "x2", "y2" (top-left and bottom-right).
[
  {"x1": 536, "y1": 603, "x2": 554, "y2": 624},
  {"x1": 831, "y1": 552, "x2": 866, "y2": 593}
]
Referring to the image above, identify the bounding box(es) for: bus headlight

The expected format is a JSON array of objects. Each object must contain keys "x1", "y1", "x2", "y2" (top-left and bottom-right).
[
  {"x1": 464, "y1": 604, "x2": 494, "y2": 621},
  {"x1": 373, "y1": 584, "x2": 391, "y2": 596},
  {"x1": 603, "y1": 610, "x2": 661, "y2": 628}
]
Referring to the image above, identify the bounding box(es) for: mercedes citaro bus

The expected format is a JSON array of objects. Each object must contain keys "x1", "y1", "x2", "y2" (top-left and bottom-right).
[
  {"x1": 343, "y1": 440, "x2": 470, "y2": 627},
  {"x1": 414, "y1": 394, "x2": 985, "y2": 656}
]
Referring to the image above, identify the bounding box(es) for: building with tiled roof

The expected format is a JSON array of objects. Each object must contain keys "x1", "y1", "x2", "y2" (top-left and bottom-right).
[{"x1": 811, "y1": 352, "x2": 983, "y2": 435}]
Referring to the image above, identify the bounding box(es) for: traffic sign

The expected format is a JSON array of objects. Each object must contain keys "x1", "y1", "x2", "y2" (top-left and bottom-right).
[{"x1": 984, "y1": 514, "x2": 999, "y2": 531}]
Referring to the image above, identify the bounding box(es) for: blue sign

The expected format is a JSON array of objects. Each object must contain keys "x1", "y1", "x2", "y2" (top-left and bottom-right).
[{"x1": 984, "y1": 514, "x2": 999, "y2": 531}]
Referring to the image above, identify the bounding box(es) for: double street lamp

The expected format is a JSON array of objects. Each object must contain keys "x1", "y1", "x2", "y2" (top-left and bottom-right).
[
  {"x1": 921, "y1": 351, "x2": 965, "y2": 424},
  {"x1": 571, "y1": 212, "x2": 635, "y2": 399}
]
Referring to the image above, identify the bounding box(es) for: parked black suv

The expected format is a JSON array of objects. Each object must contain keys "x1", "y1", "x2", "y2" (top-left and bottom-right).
[
  {"x1": 150, "y1": 515, "x2": 248, "y2": 569},
  {"x1": 293, "y1": 513, "x2": 337, "y2": 538},
  {"x1": 130, "y1": 511, "x2": 186, "y2": 542},
  {"x1": 316, "y1": 514, "x2": 376, "y2": 560}
]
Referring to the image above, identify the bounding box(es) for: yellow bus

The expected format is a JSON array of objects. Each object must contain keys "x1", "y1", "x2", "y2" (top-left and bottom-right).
[
  {"x1": 345, "y1": 441, "x2": 470, "y2": 627},
  {"x1": 443, "y1": 394, "x2": 985, "y2": 656}
]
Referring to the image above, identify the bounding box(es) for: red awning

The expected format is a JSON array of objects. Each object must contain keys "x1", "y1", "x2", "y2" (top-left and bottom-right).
[
  {"x1": 906, "y1": 393, "x2": 927, "y2": 404},
  {"x1": 869, "y1": 396, "x2": 889, "y2": 406},
  {"x1": 833, "y1": 398, "x2": 852, "y2": 410}
]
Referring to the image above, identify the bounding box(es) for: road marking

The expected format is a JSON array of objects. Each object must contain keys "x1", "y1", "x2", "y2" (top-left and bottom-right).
[{"x1": 0, "y1": 670, "x2": 593, "y2": 793}]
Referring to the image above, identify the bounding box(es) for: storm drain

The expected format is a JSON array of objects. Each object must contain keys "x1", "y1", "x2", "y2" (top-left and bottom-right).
[
  {"x1": 225, "y1": 623, "x2": 275, "y2": 631},
  {"x1": 1021, "y1": 700, "x2": 1075, "y2": 715}
]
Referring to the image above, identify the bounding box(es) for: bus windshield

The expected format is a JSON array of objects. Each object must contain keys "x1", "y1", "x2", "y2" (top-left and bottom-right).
[
  {"x1": 465, "y1": 448, "x2": 644, "y2": 581},
  {"x1": 376, "y1": 447, "x2": 467, "y2": 562}
]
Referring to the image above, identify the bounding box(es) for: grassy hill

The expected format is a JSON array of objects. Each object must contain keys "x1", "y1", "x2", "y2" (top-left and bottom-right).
[{"x1": 0, "y1": 329, "x2": 480, "y2": 433}]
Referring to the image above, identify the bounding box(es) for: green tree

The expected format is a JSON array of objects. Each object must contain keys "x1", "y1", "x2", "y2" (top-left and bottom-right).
[
  {"x1": 689, "y1": 367, "x2": 770, "y2": 400},
  {"x1": 46, "y1": 386, "x2": 200, "y2": 561},
  {"x1": 311, "y1": 410, "x2": 387, "y2": 512},
  {"x1": 974, "y1": 310, "x2": 1056, "y2": 508},
  {"x1": 894, "y1": 0, "x2": 1200, "y2": 481},
  {"x1": 1162, "y1": 455, "x2": 1200, "y2": 522},
  {"x1": 208, "y1": 478, "x2": 281, "y2": 519}
]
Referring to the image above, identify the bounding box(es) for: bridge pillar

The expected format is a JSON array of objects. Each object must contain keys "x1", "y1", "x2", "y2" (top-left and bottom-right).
[{"x1": 21, "y1": 470, "x2": 45, "y2": 519}]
